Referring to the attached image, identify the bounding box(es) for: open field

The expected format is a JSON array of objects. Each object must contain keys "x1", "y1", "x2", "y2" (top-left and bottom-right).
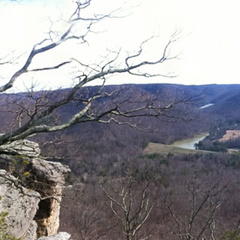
[
  {"x1": 219, "y1": 130, "x2": 240, "y2": 142},
  {"x1": 142, "y1": 142, "x2": 215, "y2": 156}
]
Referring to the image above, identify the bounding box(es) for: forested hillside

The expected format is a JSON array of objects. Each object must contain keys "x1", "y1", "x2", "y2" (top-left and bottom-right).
[{"x1": 2, "y1": 83, "x2": 240, "y2": 239}]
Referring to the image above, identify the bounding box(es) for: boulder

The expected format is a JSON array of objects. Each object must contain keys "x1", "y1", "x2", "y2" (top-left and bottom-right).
[{"x1": 38, "y1": 232, "x2": 71, "y2": 240}]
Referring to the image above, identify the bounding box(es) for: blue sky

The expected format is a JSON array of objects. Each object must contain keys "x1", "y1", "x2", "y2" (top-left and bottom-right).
[{"x1": 0, "y1": 0, "x2": 240, "y2": 91}]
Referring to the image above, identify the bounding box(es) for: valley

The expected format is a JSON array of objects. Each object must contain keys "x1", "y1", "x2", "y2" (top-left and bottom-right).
[
  {"x1": 2, "y1": 83, "x2": 240, "y2": 239},
  {"x1": 53, "y1": 84, "x2": 240, "y2": 239}
]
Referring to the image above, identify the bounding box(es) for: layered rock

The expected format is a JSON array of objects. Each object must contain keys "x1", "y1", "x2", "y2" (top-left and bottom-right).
[
  {"x1": 0, "y1": 139, "x2": 41, "y2": 157},
  {"x1": 0, "y1": 140, "x2": 71, "y2": 240}
]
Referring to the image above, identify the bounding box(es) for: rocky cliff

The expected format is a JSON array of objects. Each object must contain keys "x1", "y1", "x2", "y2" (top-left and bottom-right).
[{"x1": 0, "y1": 140, "x2": 71, "y2": 240}]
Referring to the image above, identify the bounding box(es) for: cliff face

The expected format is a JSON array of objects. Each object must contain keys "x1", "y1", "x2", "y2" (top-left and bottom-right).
[
  {"x1": 0, "y1": 169, "x2": 40, "y2": 240},
  {"x1": 0, "y1": 140, "x2": 71, "y2": 240}
]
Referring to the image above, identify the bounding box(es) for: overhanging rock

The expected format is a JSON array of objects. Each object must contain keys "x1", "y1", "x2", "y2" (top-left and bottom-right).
[{"x1": 0, "y1": 139, "x2": 41, "y2": 157}]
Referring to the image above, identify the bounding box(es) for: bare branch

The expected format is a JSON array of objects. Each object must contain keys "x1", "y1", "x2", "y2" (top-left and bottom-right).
[
  {"x1": 28, "y1": 61, "x2": 71, "y2": 72},
  {"x1": 100, "y1": 178, "x2": 153, "y2": 240},
  {"x1": 0, "y1": 1, "x2": 183, "y2": 146}
]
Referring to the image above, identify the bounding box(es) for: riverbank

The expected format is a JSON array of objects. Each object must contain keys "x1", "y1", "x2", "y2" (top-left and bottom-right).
[{"x1": 171, "y1": 133, "x2": 209, "y2": 150}]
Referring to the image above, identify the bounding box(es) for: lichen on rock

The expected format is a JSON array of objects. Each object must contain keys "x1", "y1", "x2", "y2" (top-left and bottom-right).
[{"x1": 0, "y1": 140, "x2": 71, "y2": 240}]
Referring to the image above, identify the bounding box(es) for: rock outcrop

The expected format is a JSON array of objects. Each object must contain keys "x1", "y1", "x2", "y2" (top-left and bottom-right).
[
  {"x1": 0, "y1": 139, "x2": 41, "y2": 158},
  {"x1": 0, "y1": 170, "x2": 40, "y2": 240},
  {"x1": 0, "y1": 140, "x2": 71, "y2": 240},
  {"x1": 31, "y1": 158, "x2": 70, "y2": 237}
]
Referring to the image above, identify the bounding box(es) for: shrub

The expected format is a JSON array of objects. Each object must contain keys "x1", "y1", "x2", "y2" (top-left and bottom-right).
[{"x1": 222, "y1": 229, "x2": 240, "y2": 240}]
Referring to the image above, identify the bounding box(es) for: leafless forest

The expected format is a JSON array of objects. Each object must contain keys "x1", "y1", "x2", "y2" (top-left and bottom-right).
[
  {"x1": 1, "y1": 84, "x2": 238, "y2": 240},
  {"x1": 1, "y1": 1, "x2": 240, "y2": 239}
]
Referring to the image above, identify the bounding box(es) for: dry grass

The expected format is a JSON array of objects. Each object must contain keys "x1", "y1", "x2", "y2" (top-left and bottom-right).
[
  {"x1": 219, "y1": 130, "x2": 240, "y2": 142},
  {"x1": 142, "y1": 142, "x2": 212, "y2": 156}
]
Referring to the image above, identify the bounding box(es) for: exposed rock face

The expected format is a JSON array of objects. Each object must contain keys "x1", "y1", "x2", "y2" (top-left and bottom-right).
[
  {"x1": 30, "y1": 159, "x2": 70, "y2": 237},
  {"x1": 0, "y1": 170, "x2": 40, "y2": 240},
  {"x1": 0, "y1": 140, "x2": 71, "y2": 240},
  {"x1": 0, "y1": 139, "x2": 41, "y2": 157}
]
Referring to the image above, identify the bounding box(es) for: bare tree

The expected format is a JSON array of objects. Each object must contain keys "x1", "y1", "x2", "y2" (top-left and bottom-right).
[
  {"x1": 60, "y1": 184, "x2": 115, "y2": 240},
  {"x1": 162, "y1": 171, "x2": 228, "y2": 240},
  {"x1": 100, "y1": 176, "x2": 153, "y2": 240},
  {"x1": 0, "y1": 0, "x2": 180, "y2": 146}
]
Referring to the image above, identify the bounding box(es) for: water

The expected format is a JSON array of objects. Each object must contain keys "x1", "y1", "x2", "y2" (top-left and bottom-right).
[
  {"x1": 200, "y1": 103, "x2": 214, "y2": 109},
  {"x1": 171, "y1": 133, "x2": 208, "y2": 150}
]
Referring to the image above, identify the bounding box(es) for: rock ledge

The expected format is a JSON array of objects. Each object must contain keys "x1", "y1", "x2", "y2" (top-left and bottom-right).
[{"x1": 0, "y1": 140, "x2": 71, "y2": 240}]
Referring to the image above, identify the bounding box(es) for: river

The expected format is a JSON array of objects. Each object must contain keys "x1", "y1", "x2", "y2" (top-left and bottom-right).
[
  {"x1": 171, "y1": 133, "x2": 208, "y2": 150},
  {"x1": 200, "y1": 103, "x2": 214, "y2": 109}
]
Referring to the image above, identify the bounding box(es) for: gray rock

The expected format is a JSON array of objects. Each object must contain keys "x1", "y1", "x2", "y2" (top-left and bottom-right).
[
  {"x1": 24, "y1": 221, "x2": 39, "y2": 240},
  {"x1": 31, "y1": 158, "x2": 70, "y2": 184},
  {"x1": 30, "y1": 158, "x2": 70, "y2": 237},
  {"x1": 0, "y1": 139, "x2": 41, "y2": 157},
  {"x1": 0, "y1": 140, "x2": 71, "y2": 239},
  {"x1": 0, "y1": 170, "x2": 40, "y2": 239},
  {"x1": 38, "y1": 232, "x2": 71, "y2": 240}
]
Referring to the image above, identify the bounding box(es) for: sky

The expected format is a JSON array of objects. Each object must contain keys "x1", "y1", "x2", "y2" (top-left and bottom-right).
[{"x1": 0, "y1": 0, "x2": 240, "y2": 91}]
